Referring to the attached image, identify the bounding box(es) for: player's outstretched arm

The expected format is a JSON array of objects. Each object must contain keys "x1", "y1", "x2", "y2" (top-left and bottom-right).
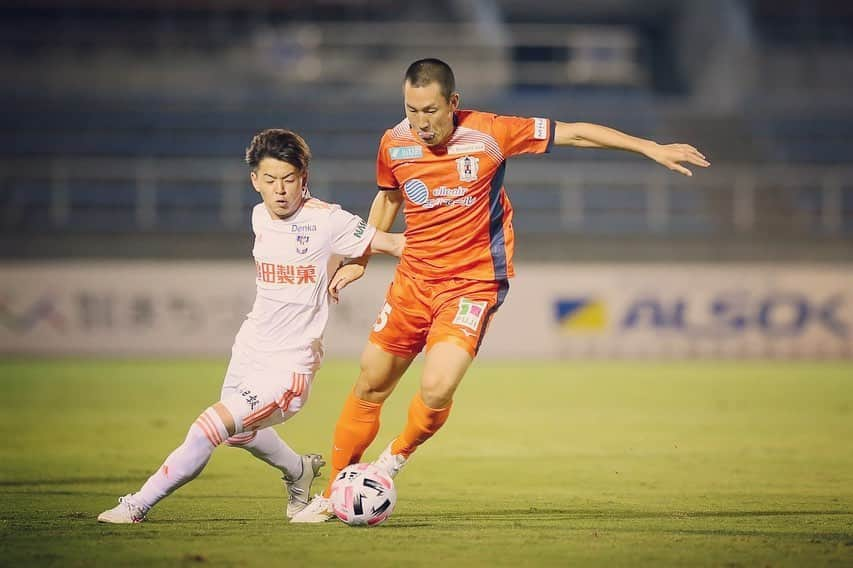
[
  {"x1": 554, "y1": 121, "x2": 710, "y2": 177},
  {"x1": 368, "y1": 231, "x2": 405, "y2": 258},
  {"x1": 328, "y1": 189, "x2": 405, "y2": 303}
]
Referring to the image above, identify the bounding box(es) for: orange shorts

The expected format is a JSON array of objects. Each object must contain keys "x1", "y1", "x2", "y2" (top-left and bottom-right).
[{"x1": 368, "y1": 270, "x2": 509, "y2": 358}]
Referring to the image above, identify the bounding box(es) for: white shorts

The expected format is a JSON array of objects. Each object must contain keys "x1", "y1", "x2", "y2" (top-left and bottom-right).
[{"x1": 219, "y1": 344, "x2": 315, "y2": 434}]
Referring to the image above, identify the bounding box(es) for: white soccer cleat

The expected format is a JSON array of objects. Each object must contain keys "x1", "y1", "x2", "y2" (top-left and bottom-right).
[
  {"x1": 97, "y1": 494, "x2": 147, "y2": 524},
  {"x1": 373, "y1": 441, "x2": 408, "y2": 479},
  {"x1": 284, "y1": 453, "x2": 326, "y2": 519},
  {"x1": 289, "y1": 494, "x2": 334, "y2": 524}
]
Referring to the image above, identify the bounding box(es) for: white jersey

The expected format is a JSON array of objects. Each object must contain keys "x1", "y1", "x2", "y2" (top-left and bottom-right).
[{"x1": 233, "y1": 198, "x2": 377, "y2": 371}]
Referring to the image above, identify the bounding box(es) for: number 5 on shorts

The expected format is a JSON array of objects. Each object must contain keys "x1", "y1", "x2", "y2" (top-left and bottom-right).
[{"x1": 373, "y1": 302, "x2": 392, "y2": 332}]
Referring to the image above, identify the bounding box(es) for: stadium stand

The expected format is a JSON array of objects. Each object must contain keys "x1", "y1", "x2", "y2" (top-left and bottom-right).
[{"x1": 0, "y1": 0, "x2": 851, "y2": 259}]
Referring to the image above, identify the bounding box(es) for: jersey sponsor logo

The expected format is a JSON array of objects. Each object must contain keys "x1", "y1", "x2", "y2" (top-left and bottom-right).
[
  {"x1": 404, "y1": 179, "x2": 476, "y2": 209},
  {"x1": 403, "y1": 179, "x2": 430, "y2": 206},
  {"x1": 453, "y1": 298, "x2": 488, "y2": 332},
  {"x1": 455, "y1": 155, "x2": 479, "y2": 182},
  {"x1": 427, "y1": 196, "x2": 475, "y2": 208},
  {"x1": 353, "y1": 218, "x2": 368, "y2": 238},
  {"x1": 432, "y1": 186, "x2": 466, "y2": 197},
  {"x1": 290, "y1": 223, "x2": 317, "y2": 233},
  {"x1": 389, "y1": 145, "x2": 423, "y2": 160},
  {"x1": 533, "y1": 118, "x2": 548, "y2": 140},
  {"x1": 255, "y1": 261, "x2": 317, "y2": 285},
  {"x1": 296, "y1": 234, "x2": 310, "y2": 254},
  {"x1": 447, "y1": 142, "x2": 486, "y2": 155}
]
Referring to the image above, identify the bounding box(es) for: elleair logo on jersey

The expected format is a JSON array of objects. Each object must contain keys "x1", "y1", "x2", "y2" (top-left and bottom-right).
[
  {"x1": 403, "y1": 179, "x2": 430, "y2": 206},
  {"x1": 403, "y1": 179, "x2": 476, "y2": 209}
]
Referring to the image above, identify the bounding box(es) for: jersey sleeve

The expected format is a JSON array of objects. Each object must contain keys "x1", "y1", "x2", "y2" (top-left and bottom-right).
[
  {"x1": 328, "y1": 207, "x2": 378, "y2": 257},
  {"x1": 376, "y1": 132, "x2": 399, "y2": 190},
  {"x1": 492, "y1": 115, "x2": 555, "y2": 158}
]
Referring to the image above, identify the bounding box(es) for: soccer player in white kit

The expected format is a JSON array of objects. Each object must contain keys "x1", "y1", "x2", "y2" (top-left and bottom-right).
[{"x1": 98, "y1": 129, "x2": 405, "y2": 524}]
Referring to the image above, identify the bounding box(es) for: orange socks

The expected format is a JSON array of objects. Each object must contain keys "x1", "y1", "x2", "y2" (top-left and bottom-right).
[
  {"x1": 391, "y1": 392, "x2": 452, "y2": 458},
  {"x1": 324, "y1": 391, "x2": 382, "y2": 496},
  {"x1": 322, "y1": 391, "x2": 452, "y2": 496}
]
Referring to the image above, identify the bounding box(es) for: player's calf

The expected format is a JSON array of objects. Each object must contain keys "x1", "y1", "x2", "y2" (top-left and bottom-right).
[{"x1": 97, "y1": 406, "x2": 230, "y2": 523}]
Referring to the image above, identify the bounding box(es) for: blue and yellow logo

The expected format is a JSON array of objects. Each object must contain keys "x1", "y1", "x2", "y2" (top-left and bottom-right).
[{"x1": 554, "y1": 299, "x2": 608, "y2": 333}]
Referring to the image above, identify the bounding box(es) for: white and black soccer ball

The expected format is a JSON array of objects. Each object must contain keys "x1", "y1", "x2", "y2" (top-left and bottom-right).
[{"x1": 329, "y1": 463, "x2": 396, "y2": 526}]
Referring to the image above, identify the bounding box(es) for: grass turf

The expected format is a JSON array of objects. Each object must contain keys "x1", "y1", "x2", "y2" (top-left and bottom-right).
[{"x1": 1, "y1": 359, "x2": 852, "y2": 567}]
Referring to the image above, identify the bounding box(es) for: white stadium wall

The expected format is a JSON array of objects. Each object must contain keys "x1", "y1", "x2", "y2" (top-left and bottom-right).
[{"x1": 1, "y1": 261, "x2": 851, "y2": 359}]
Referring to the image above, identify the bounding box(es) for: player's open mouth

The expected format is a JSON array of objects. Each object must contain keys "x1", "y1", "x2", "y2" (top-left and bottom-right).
[{"x1": 418, "y1": 132, "x2": 434, "y2": 141}]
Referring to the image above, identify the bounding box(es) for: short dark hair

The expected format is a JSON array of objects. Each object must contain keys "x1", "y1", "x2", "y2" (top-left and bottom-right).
[
  {"x1": 404, "y1": 58, "x2": 456, "y2": 100},
  {"x1": 245, "y1": 129, "x2": 312, "y2": 171}
]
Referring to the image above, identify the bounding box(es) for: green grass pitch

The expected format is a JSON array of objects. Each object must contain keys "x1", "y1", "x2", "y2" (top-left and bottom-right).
[{"x1": 1, "y1": 358, "x2": 852, "y2": 567}]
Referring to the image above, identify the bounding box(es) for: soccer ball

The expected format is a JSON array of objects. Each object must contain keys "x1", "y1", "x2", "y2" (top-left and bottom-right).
[{"x1": 329, "y1": 463, "x2": 396, "y2": 526}]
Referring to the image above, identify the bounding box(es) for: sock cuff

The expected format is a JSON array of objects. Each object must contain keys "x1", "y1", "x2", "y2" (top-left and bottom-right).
[
  {"x1": 194, "y1": 408, "x2": 228, "y2": 447},
  {"x1": 414, "y1": 390, "x2": 452, "y2": 414},
  {"x1": 349, "y1": 390, "x2": 383, "y2": 413},
  {"x1": 224, "y1": 431, "x2": 258, "y2": 447}
]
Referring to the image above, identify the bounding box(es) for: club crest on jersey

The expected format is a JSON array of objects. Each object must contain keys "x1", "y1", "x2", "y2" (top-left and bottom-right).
[
  {"x1": 296, "y1": 234, "x2": 310, "y2": 254},
  {"x1": 453, "y1": 297, "x2": 488, "y2": 332},
  {"x1": 456, "y1": 155, "x2": 479, "y2": 182}
]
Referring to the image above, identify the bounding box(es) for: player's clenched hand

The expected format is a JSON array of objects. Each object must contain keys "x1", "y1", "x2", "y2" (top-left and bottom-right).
[
  {"x1": 645, "y1": 143, "x2": 710, "y2": 177},
  {"x1": 328, "y1": 263, "x2": 366, "y2": 304}
]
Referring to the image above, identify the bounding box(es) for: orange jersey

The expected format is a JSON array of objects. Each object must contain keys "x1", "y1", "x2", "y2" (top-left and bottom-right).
[{"x1": 376, "y1": 109, "x2": 554, "y2": 281}]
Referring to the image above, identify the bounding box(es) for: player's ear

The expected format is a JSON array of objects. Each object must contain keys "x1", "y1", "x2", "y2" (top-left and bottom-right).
[
  {"x1": 250, "y1": 170, "x2": 261, "y2": 194},
  {"x1": 301, "y1": 170, "x2": 310, "y2": 198},
  {"x1": 449, "y1": 92, "x2": 460, "y2": 112}
]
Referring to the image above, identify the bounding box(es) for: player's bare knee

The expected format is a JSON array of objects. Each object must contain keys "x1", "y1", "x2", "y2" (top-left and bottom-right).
[
  {"x1": 419, "y1": 379, "x2": 455, "y2": 409},
  {"x1": 353, "y1": 361, "x2": 398, "y2": 402},
  {"x1": 353, "y1": 372, "x2": 393, "y2": 403},
  {"x1": 355, "y1": 344, "x2": 411, "y2": 402},
  {"x1": 211, "y1": 402, "x2": 236, "y2": 437}
]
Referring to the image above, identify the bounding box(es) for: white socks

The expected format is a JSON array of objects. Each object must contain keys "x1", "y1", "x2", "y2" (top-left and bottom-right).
[
  {"x1": 131, "y1": 409, "x2": 303, "y2": 512},
  {"x1": 133, "y1": 408, "x2": 228, "y2": 511},
  {"x1": 226, "y1": 428, "x2": 303, "y2": 479}
]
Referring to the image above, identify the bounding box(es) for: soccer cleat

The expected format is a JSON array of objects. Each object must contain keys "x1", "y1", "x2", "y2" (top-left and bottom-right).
[
  {"x1": 289, "y1": 494, "x2": 334, "y2": 523},
  {"x1": 97, "y1": 494, "x2": 148, "y2": 524},
  {"x1": 372, "y1": 441, "x2": 408, "y2": 479},
  {"x1": 284, "y1": 453, "x2": 326, "y2": 519}
]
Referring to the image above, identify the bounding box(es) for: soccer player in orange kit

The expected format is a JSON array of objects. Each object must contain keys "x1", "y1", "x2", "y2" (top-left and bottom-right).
[{"x1": 292, "y1": 58, "x2": 709, "y2": 522}]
